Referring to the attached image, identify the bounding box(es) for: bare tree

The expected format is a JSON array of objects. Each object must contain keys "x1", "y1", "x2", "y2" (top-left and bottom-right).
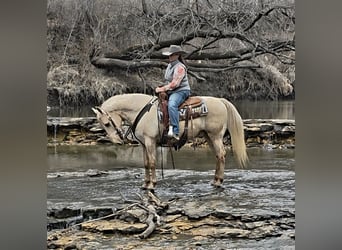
[
  {"x1": 89, "y1": 0, "x2": 294, "y2": 95},
  {"x1": 47, "y1": 0, "x2": 295, "y2": 103}
]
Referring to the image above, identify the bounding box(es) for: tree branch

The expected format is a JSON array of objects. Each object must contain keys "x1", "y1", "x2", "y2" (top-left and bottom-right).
[
  {"x1": 244, "y1": 5, "x2": 295, "y2": 32},
  {"x1": 91, "y1": 57, "x2": 167, "y2": 70},
  {"x1": 189, "y1": 64, "x2": 261, "y2": 73}
]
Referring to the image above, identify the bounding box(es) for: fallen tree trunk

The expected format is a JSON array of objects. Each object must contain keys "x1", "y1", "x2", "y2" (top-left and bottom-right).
[{"x1": 90, "y1": 57, "x2": 167, "y2": 70}]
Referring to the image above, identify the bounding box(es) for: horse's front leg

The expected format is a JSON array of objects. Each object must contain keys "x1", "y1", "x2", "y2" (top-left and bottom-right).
[{"x1": 142, "y1": 138, "x2": 157, "y2": 190}]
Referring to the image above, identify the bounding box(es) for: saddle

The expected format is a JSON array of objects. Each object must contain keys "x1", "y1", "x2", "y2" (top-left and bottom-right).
[
  {"x1": 179, "y1": 96, "x2": 202, "y2": 109},
  {"x1": 158, "y1": 93, "x2": 208, "y2": 150}
]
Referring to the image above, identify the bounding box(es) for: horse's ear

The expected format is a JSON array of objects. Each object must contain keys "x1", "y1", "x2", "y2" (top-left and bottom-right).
[
  {"x1": 92, "y1": 107, "x2": 110, "y2": 125},
  {"x1": 92, "y1": 107, "x2": 101, "y2": 115},
  {"x1": 96, "y1": 106, "x2": 105, "y2": 114}
]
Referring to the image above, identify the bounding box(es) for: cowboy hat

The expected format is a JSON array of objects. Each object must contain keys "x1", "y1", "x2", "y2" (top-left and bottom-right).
[{"x1": 162, "y1": 45, "x2": 186, "y2": 56}]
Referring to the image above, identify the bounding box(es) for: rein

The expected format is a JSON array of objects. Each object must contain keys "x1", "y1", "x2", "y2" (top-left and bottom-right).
[
  {"x1": 96, "y1": 96, "x2": 158, "y2": 145},
  {"x1": 98, "y1": 95, "x2": 170, "y2": 179},
  {"x1": 124, "y1": 96, "x2": 159, "y2": 144},
  {"x1": 125, "y1": 95, "x2": 168, "y2": 179}
]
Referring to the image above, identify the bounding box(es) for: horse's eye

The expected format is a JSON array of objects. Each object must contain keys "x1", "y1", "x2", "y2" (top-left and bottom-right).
[{"x1": 104, "y1": 122, "x2": 110, "y2": 127}]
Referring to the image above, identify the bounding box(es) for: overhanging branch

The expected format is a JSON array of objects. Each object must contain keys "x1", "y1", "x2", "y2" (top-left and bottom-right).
[{"x1": 244, "y1": 5, "x2": 295, "y2": 32}]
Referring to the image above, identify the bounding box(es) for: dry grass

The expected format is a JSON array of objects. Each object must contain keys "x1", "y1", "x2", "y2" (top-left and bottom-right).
[{"x1": 47, "y1": 64, "x2": 126, "y2": 106}]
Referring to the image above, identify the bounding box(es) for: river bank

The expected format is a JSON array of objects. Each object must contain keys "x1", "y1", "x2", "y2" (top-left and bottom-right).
[{"x1": 47, "y1": 117, "x2": 295, "y2": 149}]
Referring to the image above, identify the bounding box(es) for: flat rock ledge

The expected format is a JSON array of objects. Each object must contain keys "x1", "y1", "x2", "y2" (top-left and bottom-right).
[
  {"x1": 47, "y1": 117, "x2": 295, "y2": 149},
  {"x1": 47, "y1": 192, "x2": 295, "y2": 249}
]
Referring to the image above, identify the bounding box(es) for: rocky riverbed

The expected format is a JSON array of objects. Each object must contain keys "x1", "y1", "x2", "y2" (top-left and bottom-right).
[{"x1": 47, "y1": 155, "x2": 295, "y2": 249}]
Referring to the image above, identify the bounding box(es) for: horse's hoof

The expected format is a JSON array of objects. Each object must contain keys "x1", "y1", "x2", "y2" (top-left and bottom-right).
[
  {"x1": 141, "y1": 184, "x2": 155, "y2": 192},
  {"x1": 211, "y1": 181, "x2": 224, "y2": 189},
  {"x1": 216, "y1": 185, "x2": 225, "y2": 191}
]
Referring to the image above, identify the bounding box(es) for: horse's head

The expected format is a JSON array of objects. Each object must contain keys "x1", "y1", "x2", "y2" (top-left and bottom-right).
[{"x1": 92, "y1": 106, "x2": 124, "y2": 145}]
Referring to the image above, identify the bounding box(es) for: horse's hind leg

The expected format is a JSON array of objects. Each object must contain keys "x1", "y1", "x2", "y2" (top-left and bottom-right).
[
  {"x1": 208, "y1": 135, "x2": 226, "y2": 187},
  {"x1": 142, "y1": 139, "x2": 157, "y2": 190}
]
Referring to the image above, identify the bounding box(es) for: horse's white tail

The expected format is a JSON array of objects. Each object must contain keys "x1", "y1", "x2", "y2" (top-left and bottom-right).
[{"x1": 220, "y1": 98, "x2": 248, "y2": 168}]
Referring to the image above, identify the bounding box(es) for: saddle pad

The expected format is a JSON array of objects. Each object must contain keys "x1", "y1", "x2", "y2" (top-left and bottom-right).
[{"x1": 158, "y1": 100, "x2": 208, "y2": 122}]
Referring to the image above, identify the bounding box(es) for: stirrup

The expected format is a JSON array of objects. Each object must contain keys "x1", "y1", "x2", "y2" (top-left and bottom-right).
[{"x1": 168, "y1": 134, "x2": 179, "y2": 141}]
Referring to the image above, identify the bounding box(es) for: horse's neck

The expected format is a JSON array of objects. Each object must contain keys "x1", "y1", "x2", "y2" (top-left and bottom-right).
[
  {"x1": 105, "y1": 94, "x2": 152, "y2": 124},
  {"x1": 118, "y1": 110, "x2": 138, "y2": 124}
]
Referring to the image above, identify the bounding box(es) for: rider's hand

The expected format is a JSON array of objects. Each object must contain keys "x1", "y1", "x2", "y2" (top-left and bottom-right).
[{"x1": 155, "y1": 86, "x2": 164, "y2": 93}]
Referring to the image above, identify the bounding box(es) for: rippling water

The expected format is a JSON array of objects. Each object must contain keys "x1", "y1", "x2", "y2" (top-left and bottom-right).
[
  {"x1": 47, "y1": 100, "x2": 295, "y2": 120},
  {"x1": 47, "y1": 145, "x2": 294, "y2": 208},
  {"x1": 47, "y1": 145, "x2": 295, "y2": 172}
]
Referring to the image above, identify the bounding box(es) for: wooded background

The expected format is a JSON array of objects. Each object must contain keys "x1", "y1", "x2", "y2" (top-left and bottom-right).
[{"x1": 47, "y1": 0, "x2": 295, "y2": 106}]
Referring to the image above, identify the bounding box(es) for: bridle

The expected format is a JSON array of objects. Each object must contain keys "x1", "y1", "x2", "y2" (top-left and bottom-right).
[
  {"x1": 95, "y1": 96, "x2": 158, "y2": 145},
  {"x1": 94, "y1": 106, "x2": 125, "y2": 142}
]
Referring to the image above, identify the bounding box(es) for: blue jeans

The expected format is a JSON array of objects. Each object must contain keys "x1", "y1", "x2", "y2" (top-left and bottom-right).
[{"x1": 168, "y1": 90, "x2": 190, "y2": 135}]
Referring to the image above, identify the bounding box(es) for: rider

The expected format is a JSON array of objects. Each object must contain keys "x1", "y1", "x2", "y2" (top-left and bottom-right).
[{"x1": 155, "y1": 45, "x2": 191, "y2": 140}]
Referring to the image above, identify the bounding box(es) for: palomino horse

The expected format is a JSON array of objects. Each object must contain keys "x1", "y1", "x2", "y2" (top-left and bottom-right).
[{"x1": 92, "y1": 93, "x2": 247, "y2": 190}]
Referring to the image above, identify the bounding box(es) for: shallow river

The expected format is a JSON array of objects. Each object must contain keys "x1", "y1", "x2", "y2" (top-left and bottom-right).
[{"x1": 47, "y1": 145, "x2": 295, "y2": 249}]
